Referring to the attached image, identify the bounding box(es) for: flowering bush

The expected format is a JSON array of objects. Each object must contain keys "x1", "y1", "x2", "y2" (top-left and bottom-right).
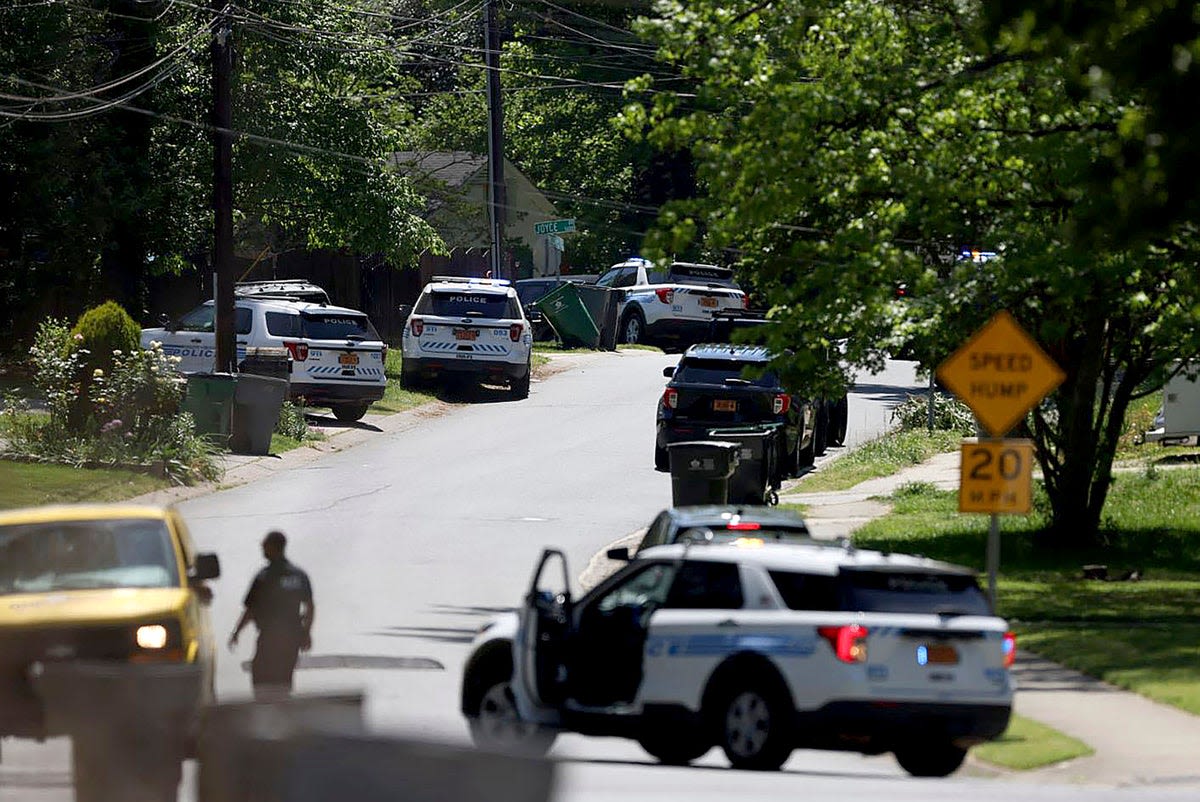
[
  {"x1": 0, "y1": 319, "x2": 221, "y2": 484},
  {"x1": 890, "y1": 392, "x2": 977, "y2": 435}
]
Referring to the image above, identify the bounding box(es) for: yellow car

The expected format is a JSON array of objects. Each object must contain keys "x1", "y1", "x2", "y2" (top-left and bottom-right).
[{"x1": 0, "y1": 504, "x2": 219, "y2": 801}]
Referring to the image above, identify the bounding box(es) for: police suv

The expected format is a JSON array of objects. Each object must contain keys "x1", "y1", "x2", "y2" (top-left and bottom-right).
[
  {"x1": 401, "y1": 276, "x2": 534, "y2": 397},
  {"x1": 596, "y1": 258, "x2": 748, "y2": 348},
  {"x1": 461, "y1": 533, "x2": 1015, "y2": 776},
  {"x1": 141, "y1": 296, "x2": 387, "y2": 421}
]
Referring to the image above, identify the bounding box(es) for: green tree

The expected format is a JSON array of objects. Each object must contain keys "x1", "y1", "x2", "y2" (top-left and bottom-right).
[{"x1": 628, "y1": 0, "x2": 1200, "y2": 546}]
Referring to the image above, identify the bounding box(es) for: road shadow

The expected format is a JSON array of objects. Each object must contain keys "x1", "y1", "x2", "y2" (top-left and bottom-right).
[
  {"x1": 429, "y1": 604, "x2": 516, "y2": 617},
  {"x1": 558, "y1": 756, "x2": 894, "y2": 780},
  {"x1": 303, "y1": 413, "x2": 383, "y2": 432},
  {"x1": 850, "y1": 383, "x2": 924, "y2": 409},
  {"x1": 240, "y1": 654, "x2": 444, "y2": 672},
  {"x1": 371, "y1": 626, "x2": 478, "y2": 645}
]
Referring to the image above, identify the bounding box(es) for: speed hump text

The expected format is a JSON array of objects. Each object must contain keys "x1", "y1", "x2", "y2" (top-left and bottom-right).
[{"x1": 959, "y1": 440, "x2": 1034, "y2": 515}]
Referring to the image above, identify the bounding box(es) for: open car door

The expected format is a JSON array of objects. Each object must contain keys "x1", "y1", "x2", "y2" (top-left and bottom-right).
[{"x1": 517, "y1": 549, "x2": 572, "y2": 709}]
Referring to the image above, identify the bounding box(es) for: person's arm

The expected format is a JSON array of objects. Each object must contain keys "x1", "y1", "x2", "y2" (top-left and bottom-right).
[
  {"x1": 229, "y1": 607, "x2": 252, "y2": 650},
  {"x1": 299, "y1": 573, "x2": 314, "y2": 651}
]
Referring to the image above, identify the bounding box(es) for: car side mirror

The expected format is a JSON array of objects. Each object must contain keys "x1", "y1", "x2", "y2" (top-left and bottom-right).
[
  {"x1": 662, "y1": 367, "x2": 675, "y2": 378},
  {"x1": 160, "y1": 314, "x2": 178, "y2": 332},
  {"x1": 190, "y1": 553, "x2": 221, "y2": 582},
  {"x1": 527, "y1": 306, "x2": 543, "y2": 323},
  {"x1": 606, "y1": 547, "x2": 631, "y2": 562}
]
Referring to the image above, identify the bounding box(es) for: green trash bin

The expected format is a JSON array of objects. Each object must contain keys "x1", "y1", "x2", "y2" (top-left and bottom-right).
[
  {"x1": 667, "y1": 441, "x2": 740, "y2": 507},
  {"x1": 182, "y1": 373, "x2": 236, "y2": 445},
  {"x1": 537, "y1": 282, "x2": 600, "y2": 349},
  {"x1": 708, "y1": 425, "x2": 782, "y2": 505}
]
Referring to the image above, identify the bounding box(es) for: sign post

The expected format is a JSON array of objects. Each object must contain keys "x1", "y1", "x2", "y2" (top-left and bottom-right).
[
  {"x1": 534, "y1": 220, "x2": 575, "y2": 278},
  {"x1": 936, "y1": 311, "x2": 1065, "y2": 606}
]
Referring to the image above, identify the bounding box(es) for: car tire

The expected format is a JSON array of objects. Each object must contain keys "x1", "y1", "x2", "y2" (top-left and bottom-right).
[
  {"x1": 711, "y1": 679, "x2": 793, "y2": 771},
  {"x1": 796, "y1": 430, "x2": 815, "y2": 470},
  {"x1": 400, "y1": 361, "x2": 420, "y2": 390},
  {"x1": 620, "y1": 309, "x2": 647, "y2": 345},
  {"x1": 464, "y1": 654, "x2": 556, "y2": 757},
  {"x1": 831, "y1": 395, "x2": 848, "y2": 446},
  {"x1": 332, "y1": 403, "x2": 369, "y2": 422},
  {"x1": 654, "y1": 445, "x2": 669, "y2": 472},
  {"x1": 638, "y1": 732, "x2": 711, "y2": 766},
  {"x1": 814, "y1": 402, "x2": 829, "y2": 457},
  {"x1": 512, "y1": 364, "x2": 531, "y2": 399},
  {"x1": 893, "y1": 742, "x2": 968, "y2": 777}
]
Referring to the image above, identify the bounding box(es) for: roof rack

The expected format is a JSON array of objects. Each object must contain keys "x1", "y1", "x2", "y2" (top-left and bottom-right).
[{"x1": 430, "y1": 275, "x2": 511, "y2": 287}]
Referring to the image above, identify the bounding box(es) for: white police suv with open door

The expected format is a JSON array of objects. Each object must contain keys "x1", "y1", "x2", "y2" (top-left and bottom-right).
[
  {"x1": 461, "y1": 534, "x2": 1015, "y2": 775},
  {"x1": 400, "y1": 276, "x2": 534, "y2": 397}
]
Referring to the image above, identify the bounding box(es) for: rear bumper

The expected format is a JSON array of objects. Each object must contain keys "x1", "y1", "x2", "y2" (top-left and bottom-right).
[
  {"x1": 797, "y1": 701, "x2": 1012, "y2": 750},
  {"x1": 657, "y1": 417, "x2": 792, "y2": 449},
  {"x1": 644, "y1": 317, "x2": 717, "y2": 342},
  {"x1": 406, "y1": 356, "x2": 528, "y2": 379}
]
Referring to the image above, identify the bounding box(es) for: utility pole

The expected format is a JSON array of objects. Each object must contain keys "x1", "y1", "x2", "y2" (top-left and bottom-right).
[
  {"x1": 211, "y1": 0, "x2": 236, "y2": 373},
  {"x1": 484, "y1": 0, "x2": 506, "y2": 279}
]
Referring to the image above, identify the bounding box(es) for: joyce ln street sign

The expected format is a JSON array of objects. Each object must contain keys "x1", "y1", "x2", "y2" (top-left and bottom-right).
[
  {"x1": 936, "y1": 310, "x2": 1066, "y2": 438},
  {"x1": 534, "y1": 218, "x2": 576, "y2": 236}
]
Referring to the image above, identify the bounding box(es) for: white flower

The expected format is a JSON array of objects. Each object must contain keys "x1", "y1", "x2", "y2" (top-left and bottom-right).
[
  {"x1": 93, "y1": 368, "x2": 104, "y2": 377},
  {"x1": 112, "y1": 349, "x2": 122, "y2": 356}
]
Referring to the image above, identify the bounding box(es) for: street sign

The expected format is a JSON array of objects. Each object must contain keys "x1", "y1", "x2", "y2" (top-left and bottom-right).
[
  {"x1": 534, "y1": 218, "x2": 575, "y2": 236},
  {"x1": 959, "y1": 440, "x2": 1034, "y2": 514},
  {"x1": 548, "y1": 234, "x2": 564, "y2": 251},
  {"x1": 936, "y1": 310, "x2": 1065, "y2": 437}
]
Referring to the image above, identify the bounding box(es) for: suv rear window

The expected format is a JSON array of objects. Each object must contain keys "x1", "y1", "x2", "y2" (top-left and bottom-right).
[
  {"x1": 668, "y1": 264, "x2": 739, "y2": 288},
  {"x1": 300, "y1": 312, "x2": 380, "y2": 341},
  {"x1": 417, "y1": 290, "x2": 519, "y2": 319},
  {"x1": 769, "y1": 571, "x2": 839, "y2": 611},
  {"x1": 839, "y1": 569, "x2": 992, "y2": 615},
  {"x1": 665, "y1": 561, "x2": 744, "y2": 609},
  {"x1": 673, "y1": 358, "x2": 778, "y2": 388}
]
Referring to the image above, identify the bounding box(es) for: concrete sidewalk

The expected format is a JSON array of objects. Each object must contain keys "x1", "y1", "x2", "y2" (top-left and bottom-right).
[{"x1": 780, "y1": 451, "x2": 1200, "y2": 788}]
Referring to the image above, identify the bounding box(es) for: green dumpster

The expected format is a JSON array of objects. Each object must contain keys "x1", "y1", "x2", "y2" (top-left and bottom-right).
[
  {"x1": 182, "y1": 373, "x2": 236, "y2": 445},
  {"x1": 538, "y1": 282, "x2": 600, "y2": 348}
]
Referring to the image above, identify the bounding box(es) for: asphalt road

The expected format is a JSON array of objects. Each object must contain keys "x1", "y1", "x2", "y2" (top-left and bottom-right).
[{"x1": 13, "y1": 353, "x2": 1192, "y2": 801}]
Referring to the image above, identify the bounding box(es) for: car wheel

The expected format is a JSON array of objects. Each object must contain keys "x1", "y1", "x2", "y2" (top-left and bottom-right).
[
  {"x1": 512, "y1": 364, "x2": 531, "y2": 399},
  {"x1": 831, "y1": 395, "x2": 848, "y2": 446},
  {"x1": 893, "y1": 742, "x2": 968, "y2": 777},
  {"x1": 712, "y1": 681, "x2": 793, "y2": 771},
  {"x1": 332, "y1": 403, "x2": 369, "y2": 422},
  {"x1": 814, "y1": 402, "x2": 829, "y2": 457},
  {"x1": 400, "y1": 362, "x2": 420, "y2": 390},
  {"x1": 638, "y1": 732, "x2": 711, "y2": 766},
  {"x1": 621, "y1": 309, "x2": 646, "y2": 345},
  {"x1": 797, "y1": 430, "x2": 815, "y2": 470},
  {"x1": 465, "y1": 651, "x2": 556, "y2": 757},
  {"x1": 654, "y1": 445, "x2": 669, "y2": 472}
]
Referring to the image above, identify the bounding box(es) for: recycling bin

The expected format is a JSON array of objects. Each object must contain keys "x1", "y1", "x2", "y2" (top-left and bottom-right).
[
  {"x1": 667, "y1": 440, "x2": 740, "y2": 507},
  {"x1": 708, "y1": 425, "x2": 782, "y2": 505},
  {"x1": 537, "y1": 282, "x2": 600, "y2": 349},
  {"x1": 575, "y1": 285, "x2": 620, "y2": 351},
  {"x1": 182, "y1": 373, "x2": 237, "y2": 445},
  {"x1": 239, "y1": 347, "x2": 292, "y2": 381},
  {"x1": 230, "y1": 374, "x2": 289, "y2": 455}
]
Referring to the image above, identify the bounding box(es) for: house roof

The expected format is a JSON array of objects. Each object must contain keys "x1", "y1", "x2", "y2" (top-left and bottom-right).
[{"x1": 390, "y1": 151, "x2": 486, "y2": 189}]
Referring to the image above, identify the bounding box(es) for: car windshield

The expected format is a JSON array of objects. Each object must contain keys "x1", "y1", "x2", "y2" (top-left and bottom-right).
[
  {"x1": 175, "y1": 303, "x2": 252, "y2": 334},
  {"x1": 0, "y1": 518, "x2": 180, "y2": 595},
  {"x1": 673, "y1": 359, "x2": 777, "y2": 387},
  {"x1": 839, "y1": 569, "x2": 991, "y2": 615},
  {"x1": 301, "y1": 312, "x2": 379, "y2": 341},
  {"x1": 416, "y1": 290, "x2": 517, "y2": 319},
  {"x1": 701, "y1": 526, "x2": 811, "y2": 545}
]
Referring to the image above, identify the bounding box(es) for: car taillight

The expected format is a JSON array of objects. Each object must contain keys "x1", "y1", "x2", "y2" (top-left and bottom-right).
[
  {"x1": 663, "y1": 388, "x2": 678, "y2": 409},
  {"x1": 741, "y1": 293, "x2": 749, "y2": 309},
  {"x1": 655, "y1": 288, "x2": 674, "y2": 304},
  {"x1": 818, "y1": 625, "x2": 869, "y2": 664},
  {"x1": 727, "y1": 521, "x2": 761, "y2": 531},
  {"x1": 1002, "y1": 631, "x2": 1016, "y2": 668},
  {"x1": 410, "y1": 318, "x2": 424, "y2": 337},
  {"x1": 284, "y1": 341, "x2": 308, "y2": 362},
  {"x1": 773, "y1": 393, "x2": 790, "y2": 415},
  {"x1": 509, "y1": 323, "x2": 523, "y2": 342}
]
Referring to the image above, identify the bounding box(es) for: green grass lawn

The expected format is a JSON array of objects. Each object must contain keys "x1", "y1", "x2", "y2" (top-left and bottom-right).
[
  {"x1": 369, "y1": 351, "x2": 438, "y2": 414},
  {"x1": 973, "y1": 714, "x2": 1093, "y2": 770},
  {"x1": 0, "y1": 461, "x2": 170, "y2": 510},
  {"x1": 795, "y1": 429, "x2": 962, "y2": 492},
  {"x1": 853, "y1": 469, "x2": 1200, "y2": 716}
]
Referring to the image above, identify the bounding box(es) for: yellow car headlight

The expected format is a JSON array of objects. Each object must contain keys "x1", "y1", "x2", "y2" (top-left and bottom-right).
[{"x1": 136, "y1": 624, "x2": 169, "y2": 650}]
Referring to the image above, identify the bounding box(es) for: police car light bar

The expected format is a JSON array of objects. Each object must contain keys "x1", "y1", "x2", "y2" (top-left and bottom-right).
[{"x1": 431, "y1": 275, "x2": 512, "y2": 286}]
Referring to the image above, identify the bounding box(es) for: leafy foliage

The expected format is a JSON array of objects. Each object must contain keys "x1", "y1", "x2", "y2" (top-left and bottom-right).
[
  {"x1": 70, "y1": 301, "x2": 142, "y2": 375},
  {"x1": 891, "y1": 394, "x2": 976, "y2": 436},
  {"x1": 274, "y1": 400, "x2": 312, "y2": 442}
]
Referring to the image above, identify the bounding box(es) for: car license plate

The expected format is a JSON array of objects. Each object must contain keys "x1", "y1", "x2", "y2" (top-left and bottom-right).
[
  {"x1": 455, "y1": 328, "x2": 478, "y2": 341},
  {"x1": 919, "y1": 644, "x2": 959, "y2": 665},
  {"x1": 699, "y1": 296, "x2": 718, "y2": 309},
  {"x1": 338, "y1": 353, "x2": 359, "y2": 366},
  {"x1": 713, "y1": 399, "x2": 737, "y2": 412}
]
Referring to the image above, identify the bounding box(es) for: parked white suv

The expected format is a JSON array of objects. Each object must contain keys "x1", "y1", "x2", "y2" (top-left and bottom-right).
[
  {"x1": 140, "y1": 297, "x2": 387, "y2": 421},
  {"x1": 596, "y1": 258, "x2": 747, "y2": 348},
  {"x1": 461, "y1": 535, "x2": 1015, "y2": 776},
  {"x1": 401, "y1": 276, "x2": 533, "y2": 398}
]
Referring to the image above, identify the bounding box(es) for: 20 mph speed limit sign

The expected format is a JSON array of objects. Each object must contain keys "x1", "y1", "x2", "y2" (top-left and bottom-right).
[{"x1": 959, "y1": 440, "x2": 1034, "y2": 514}]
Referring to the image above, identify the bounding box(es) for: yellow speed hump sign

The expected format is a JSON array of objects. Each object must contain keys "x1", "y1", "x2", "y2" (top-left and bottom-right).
[
  {"x1": 936, "y1": 311, "x2": 1065, "y2": 437},
  {"x1": 959, "y1": 440, "x2": 1034, "y2": 514}
]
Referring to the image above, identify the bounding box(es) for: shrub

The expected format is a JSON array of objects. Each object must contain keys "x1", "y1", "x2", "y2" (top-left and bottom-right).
[
  {"x1": 891, "y1": 393, "x2": 976, "y2": 435},
  {"x1": 275, "y1": 400, "x2": 311, "y2": 441},
  {"x1": 70, "y1": 301, "x2": 141, "y2": 375}
]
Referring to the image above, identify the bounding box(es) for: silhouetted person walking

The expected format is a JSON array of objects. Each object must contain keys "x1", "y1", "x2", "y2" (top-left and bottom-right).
[{"x1": 229, "y1": 531, "x2": 314, "y2": 700}]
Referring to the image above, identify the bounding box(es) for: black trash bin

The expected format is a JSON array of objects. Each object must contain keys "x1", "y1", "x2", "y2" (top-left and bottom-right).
[
  {"x1": 239, "y1": 347, "x2": 292, "y2": 381},
  {"x1": 708, "y1": 425, "x2": 782, "y2": 505},
  {"x1": 667, "y1": 441, "x2": 740, "y2": 506},
  {"x1": 230, "y1": 374, "x2": 289, "y2": 455},
  {"x1": 575, "y1": 285, "x2": 620, "y2": 351}
]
